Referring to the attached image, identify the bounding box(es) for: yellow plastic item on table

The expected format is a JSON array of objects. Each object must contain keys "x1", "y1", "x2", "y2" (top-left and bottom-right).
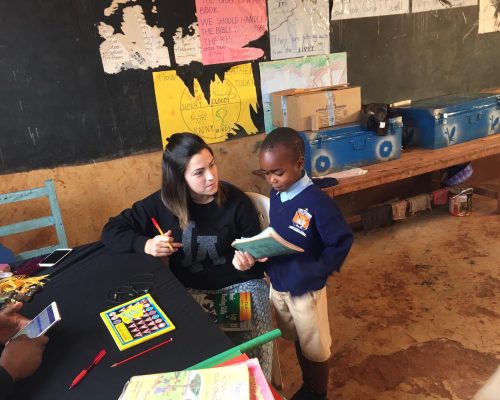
[{"x1": 0, "y1": 275, "x2": 48, "y2": 295}]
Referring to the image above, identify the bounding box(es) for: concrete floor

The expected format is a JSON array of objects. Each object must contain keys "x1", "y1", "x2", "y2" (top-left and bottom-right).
[{"x1": 276, "y1": 194, "x2": 500, "y2": 400}]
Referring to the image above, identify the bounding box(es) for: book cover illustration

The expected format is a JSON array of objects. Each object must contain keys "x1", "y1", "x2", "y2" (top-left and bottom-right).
[
  {"x1": 118, "y1": 363, "x2": 250, "y2": 400},
  {"x1": 231, "y1": 226, "x2": 304, "y2": 259},
  {"x1": 192, "y1": 292, "x2": 252, "y2": 332},
  {"x1": 100, "y1": 293, "x2": 175, "y2": 351}
]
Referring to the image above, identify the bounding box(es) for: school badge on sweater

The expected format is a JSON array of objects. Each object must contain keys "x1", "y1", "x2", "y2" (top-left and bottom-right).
[{"x1": 289, "y1": 208, "x2": 312, "y2": 237}]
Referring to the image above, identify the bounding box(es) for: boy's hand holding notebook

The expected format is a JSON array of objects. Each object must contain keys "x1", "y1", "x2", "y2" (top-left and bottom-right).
[{"x1": 231, "y1": 227, "x2": 304, "y2": 259}]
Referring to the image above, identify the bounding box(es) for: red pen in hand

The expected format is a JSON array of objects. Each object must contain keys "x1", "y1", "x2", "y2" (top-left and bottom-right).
[
  {"x1": 151, "y1": 217, "x2": 174, "y2": 251},
  {"x1": 69, "y1": 349, "x2": 107, "y2": 390}
]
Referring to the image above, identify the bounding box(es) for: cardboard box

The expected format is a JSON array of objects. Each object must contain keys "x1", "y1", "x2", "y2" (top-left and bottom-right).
[{"x1": 271, "y1": 85, "x2": 361, "y2": 131}]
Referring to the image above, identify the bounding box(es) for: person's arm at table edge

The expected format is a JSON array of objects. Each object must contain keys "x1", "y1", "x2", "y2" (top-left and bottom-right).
[{"x1": 101, "y1": 193, "x2": 159, "y2": 254}]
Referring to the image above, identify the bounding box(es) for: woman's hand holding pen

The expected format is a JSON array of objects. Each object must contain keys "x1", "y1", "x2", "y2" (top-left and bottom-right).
[
  {"x1": 145, "y1": 230, "x2": 182, "y2": 257},
  {"x1": 232, "y1": 251, "x2": 267, "y2": 271}
]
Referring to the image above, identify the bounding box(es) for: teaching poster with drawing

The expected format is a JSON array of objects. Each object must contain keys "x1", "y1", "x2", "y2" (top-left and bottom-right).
[
  {"x1": 152, "y1": 63, "x2": 259, "y2": 145},
  {"x1": 268, "y1": 0, "x2": 330, "y2": 60},
  {"x1": 259, "y1": 53, "x2": 347, "y2": 132}
]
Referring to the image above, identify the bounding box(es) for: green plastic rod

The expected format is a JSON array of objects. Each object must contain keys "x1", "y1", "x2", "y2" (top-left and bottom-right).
[{"x1": 186, "y1": 329, "x2": 281, "y2": 370}]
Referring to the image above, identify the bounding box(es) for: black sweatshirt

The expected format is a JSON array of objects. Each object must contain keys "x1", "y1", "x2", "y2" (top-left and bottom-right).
[
  {"x1": 0, "y1": 366, "x2": 14, "y2": 400},
  {"x1": 101, "y1": 182, "x2": 264, "y2": 289}
]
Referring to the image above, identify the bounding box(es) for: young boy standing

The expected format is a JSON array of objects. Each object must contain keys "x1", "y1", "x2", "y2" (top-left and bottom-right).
[{"x1": 258, "y1": 127, "x2": 353, "y2": 400}]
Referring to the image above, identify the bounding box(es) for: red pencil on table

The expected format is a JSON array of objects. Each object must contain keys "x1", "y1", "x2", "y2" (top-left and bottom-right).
[
  {"x1": 151, "y1": 217, "x2": 174, "y2": 251},
  {"x1": 69, "y1": 349, "x2": 107, "y2": 390},
  {"x1": 111, "y1": 337, "x2": 174, "y2": 368}
]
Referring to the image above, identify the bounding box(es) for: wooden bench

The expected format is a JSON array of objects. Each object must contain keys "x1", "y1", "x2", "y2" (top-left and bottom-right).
[{"x1": 322, "y1": 134, "x2": 500, "y2": 213}]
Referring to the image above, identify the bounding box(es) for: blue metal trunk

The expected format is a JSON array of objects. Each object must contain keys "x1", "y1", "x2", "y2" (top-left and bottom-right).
[
  {"x1": 394, "y1": 94, "x2": 500, "y2": 149},
  {"x1": 300, "y1": 117, "x2": 403, "y2": 176}
]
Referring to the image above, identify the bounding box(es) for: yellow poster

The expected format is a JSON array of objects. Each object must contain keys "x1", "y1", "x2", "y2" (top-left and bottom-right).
[{"x1": 153, "y1": 63, "x2": 259, "y2": 146}]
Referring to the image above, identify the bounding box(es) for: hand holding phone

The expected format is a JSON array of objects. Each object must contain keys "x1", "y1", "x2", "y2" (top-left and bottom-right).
[
  {"x1": 0, "y1": 301, "x2": 29, "y2": 343},
  {"x1": 10, "y1": 302, "x2": 61, "y2": 341},
  {"x1": 39, "y1": 249, "x2": 73, "y2": 268}
]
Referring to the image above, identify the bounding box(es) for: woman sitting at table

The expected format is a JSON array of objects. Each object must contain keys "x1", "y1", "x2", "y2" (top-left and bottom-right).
[{"x1": 101, "y1": 132, "x2": 272, "y2": 377}]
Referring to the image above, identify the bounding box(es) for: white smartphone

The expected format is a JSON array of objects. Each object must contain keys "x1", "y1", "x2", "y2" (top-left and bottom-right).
[
  {"x1": 39, "y1": 248, "x2": 73, "y2": 267},
  {"x1": 10, "y1": 301, "x2": 61, "y2": 340}
]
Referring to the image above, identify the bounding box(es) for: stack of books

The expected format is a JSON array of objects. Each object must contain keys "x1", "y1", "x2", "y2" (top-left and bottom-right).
[{"x1": 118, "y1": 358, "x2": 275, "y2": 400}]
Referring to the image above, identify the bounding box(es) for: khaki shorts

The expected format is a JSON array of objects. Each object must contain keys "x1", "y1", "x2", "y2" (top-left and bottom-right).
[{"x1": 271, "y1": 286, "x2": 332, "y2": 362}]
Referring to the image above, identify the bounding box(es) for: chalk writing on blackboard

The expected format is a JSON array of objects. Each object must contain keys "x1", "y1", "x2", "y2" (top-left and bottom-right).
[
  {"x1": 153, "y1": 63, "x2": 259, "y2": 145},
  {"x1": 331, "y1": 0, "x2": 409, "y2": 20},
  {"x1": 98, "y1": 5, "x2": 170, "y2": 74},
  {"x1": 268, "y1": 0, "x2": 330, "y2": 61}
]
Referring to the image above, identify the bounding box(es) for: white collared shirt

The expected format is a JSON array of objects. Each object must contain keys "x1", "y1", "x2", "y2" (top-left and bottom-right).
[{"x1": 279, "y1": 172, "x2": 313, "y2": 203}]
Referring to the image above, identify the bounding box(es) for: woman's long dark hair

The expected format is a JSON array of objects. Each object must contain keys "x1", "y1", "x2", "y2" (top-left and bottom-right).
[{"x1": 161, "y1": 133, "x2": 227, "y2": 229}]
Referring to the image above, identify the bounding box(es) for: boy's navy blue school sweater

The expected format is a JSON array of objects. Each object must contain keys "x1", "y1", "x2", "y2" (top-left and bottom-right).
[{"x1": 267, "y1": 184, "x2": 353, "y2": 296}]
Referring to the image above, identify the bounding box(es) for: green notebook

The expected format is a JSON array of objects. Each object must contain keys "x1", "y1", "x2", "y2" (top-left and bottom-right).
[{"x1": 231, "y1": 227, "x2": 304, "y2": 259}]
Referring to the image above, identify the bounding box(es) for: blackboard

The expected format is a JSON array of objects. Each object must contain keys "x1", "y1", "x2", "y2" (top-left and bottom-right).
[
  {"x1": 331, "y1": 7, "x2": 500, "y2": 103},
  {"x1": 0, "y1": 1, "x2": 499, "y2": 174}
]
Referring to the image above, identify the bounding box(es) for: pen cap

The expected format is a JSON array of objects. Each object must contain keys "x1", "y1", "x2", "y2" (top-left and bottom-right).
[{"x1": 93, "y1": 349, "x2": 107, "y2": 364}]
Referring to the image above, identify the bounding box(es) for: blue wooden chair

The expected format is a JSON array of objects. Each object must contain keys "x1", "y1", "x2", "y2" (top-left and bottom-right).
[{"x1": 0, "y1": 179, "x2": 68, "y2": 260}]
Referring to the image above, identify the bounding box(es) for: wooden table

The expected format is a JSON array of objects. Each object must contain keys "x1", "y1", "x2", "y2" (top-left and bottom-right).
[{"x1": 322, "y1": 134, "x2": 500, "y2": 213}]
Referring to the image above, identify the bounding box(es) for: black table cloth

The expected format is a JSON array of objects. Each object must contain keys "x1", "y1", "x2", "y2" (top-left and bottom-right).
[{"x1": 10, "y1": 242, "x2": 233, "y2": 399}]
